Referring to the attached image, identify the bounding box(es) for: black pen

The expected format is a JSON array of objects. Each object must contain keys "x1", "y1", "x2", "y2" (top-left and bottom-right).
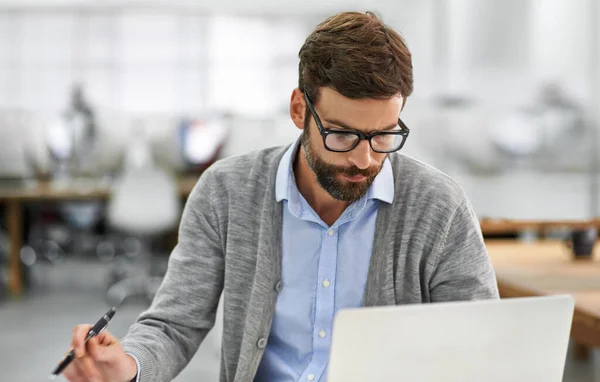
[{"x1": 49, "y1": 307, "x2": 117, "y2": 380}]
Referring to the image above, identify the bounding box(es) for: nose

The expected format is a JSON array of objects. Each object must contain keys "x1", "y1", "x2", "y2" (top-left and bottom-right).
[{"x1": 348, "y1": 139, "x2": 372, "y2": 170}]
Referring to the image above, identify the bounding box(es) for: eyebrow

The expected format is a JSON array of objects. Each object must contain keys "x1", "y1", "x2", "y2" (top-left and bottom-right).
[{"x1": 322, "y1": 118, "x2": 399, "y2": 133}]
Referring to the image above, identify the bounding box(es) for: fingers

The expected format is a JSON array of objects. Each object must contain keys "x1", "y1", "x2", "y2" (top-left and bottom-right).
[
  {"x1": 96, "y1": 330, "x2": 118, "y2": 347},
  {"x1": 65, "y1": 325, "x2": 119, "y2": 381},
  {"x1": 61, "y1": 357, "x2": 89, "y2": 382},
  {"x1": 62, "y1": 355, "x2": 102, "y2": 381},
  {"x1": 87, "y1": 330, "x2": 119, "y2": 362},
  {"x1": 68, "y1": 324, "x2": 104, "y2": 381},
  {"x1": 87, "y1": 337, "x2": 106, "y2": 362},
  {"x1": 80, "y1": 353, "x2": 102, "y2": 381},
  {"x1": 71, "y1": 324, "x2": 93, "y2": 358},
  {"x1": 73, "y1": 358, "x2": 89, "y2": 381}
]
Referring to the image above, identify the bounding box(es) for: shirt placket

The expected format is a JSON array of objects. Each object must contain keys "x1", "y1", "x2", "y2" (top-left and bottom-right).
[{"x1": 299, "y1": 226, "x2": 339, "y2": 382}]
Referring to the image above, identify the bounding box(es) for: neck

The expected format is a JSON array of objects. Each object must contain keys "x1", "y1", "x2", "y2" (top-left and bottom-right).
[{"x1": 293, "y1": 146, "x2": 348, "y2": 226}]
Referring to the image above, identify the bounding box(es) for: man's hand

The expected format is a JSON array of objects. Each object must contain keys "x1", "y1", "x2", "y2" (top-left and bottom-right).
[{"x1": 61, "y1": 324, "x2": 138, "y2": 382}]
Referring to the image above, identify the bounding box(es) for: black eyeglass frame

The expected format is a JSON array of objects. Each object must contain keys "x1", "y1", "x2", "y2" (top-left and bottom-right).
[{"x1": 303, "y1": 92, "x2": 410, "y2": 153}]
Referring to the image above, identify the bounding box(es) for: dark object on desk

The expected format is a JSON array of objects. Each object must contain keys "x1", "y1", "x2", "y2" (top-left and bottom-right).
[
  {"x1": 50, "y1": 307, "x2": 117, "y2": 378},
  {"x1": 567, "y1": 228, "x2": 597, "y2": 259},
  {"x1": 0, "y1": 177, "x2": 37, "y2": 191}
]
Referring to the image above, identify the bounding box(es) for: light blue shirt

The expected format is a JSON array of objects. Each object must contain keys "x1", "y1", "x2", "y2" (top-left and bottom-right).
[{"x1": 254, "y1": 139, "x2": 394, "y2": 382}]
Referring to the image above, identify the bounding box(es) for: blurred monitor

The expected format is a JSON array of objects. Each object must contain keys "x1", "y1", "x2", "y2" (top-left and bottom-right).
[{"x1": 178, "y1": 117, "x2": 227, "y2": 173}]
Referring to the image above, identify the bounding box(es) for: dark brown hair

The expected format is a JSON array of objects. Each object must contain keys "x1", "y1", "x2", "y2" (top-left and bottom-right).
[{"x1": 298, "y1": 11, "x2": 413, "y2": 106}]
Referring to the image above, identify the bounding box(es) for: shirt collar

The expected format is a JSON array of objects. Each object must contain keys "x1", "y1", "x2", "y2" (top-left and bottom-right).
[
  {"x1": 366, "y1": 155, "x2": 394, "y2": 204},
  {"x1": 275, "y1": 138, "x2": 299, "y2": 203},
  {"x1": 275, "y1": 136, "x2": 395, "y2": 204}
]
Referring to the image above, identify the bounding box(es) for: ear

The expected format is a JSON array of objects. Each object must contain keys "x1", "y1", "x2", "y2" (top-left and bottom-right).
[{"x1": 289, "y1": 88, "x2": 306, "y2": 130}]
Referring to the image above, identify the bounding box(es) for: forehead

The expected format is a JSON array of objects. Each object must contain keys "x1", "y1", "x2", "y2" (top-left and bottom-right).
[
  {"x1": 315, "y1": 88, "x2": 403, "y2": 131},
  {"x1": 317, "y1": 88, "x2": 403, "y2": 112}
]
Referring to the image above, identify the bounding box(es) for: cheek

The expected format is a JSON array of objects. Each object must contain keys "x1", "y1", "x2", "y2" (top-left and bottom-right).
[
  {"x1": 309, "y1": 130, "x2": 322, "y2": 148},
  {"x1": 309, "y1": 134, "x2": 335, "y2": 161}
]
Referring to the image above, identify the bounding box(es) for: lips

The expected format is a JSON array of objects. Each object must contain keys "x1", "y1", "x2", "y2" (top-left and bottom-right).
[{"x1": 345, "y1": 174, "x2": 367, "y2": 182}]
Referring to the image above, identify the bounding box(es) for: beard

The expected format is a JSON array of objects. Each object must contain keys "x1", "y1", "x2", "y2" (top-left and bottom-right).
[{"x1": 300, "y1": 128, "x2": 382, "y2": 203}]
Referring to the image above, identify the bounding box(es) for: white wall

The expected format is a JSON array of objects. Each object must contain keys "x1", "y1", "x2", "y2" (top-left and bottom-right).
[
  {"x1": 0, "y1": 10, "x2": 321, "y2": 117},
  {"x1": 0, "y1": 0, "x2": 598, "y2": 220}
]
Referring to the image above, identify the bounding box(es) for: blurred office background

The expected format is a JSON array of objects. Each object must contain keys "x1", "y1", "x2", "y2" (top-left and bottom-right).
[{"x1": 1, "y1": 0, "x2": 600, "y2": 381}]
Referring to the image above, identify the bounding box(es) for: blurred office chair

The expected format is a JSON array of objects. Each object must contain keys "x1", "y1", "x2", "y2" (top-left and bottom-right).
[
  {"x1": 45, "y1": 86, "x2": 106, "y2": 258},
  {"x1": 44, "y1": 112, "x2": 104, "y2": 258},
  {"x1": 105, "y1": 126, "x2": 181, "y2": 306}
]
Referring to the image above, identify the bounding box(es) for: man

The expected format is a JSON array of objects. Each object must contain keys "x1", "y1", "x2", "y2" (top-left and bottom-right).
[{"x1": 64, "y1": 11, "x2": 498, "y2": 382}]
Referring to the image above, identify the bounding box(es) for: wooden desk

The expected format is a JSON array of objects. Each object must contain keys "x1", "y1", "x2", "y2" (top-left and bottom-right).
[
  {"x1": 0, "y1": 177, "x2": 199, "y2": 296},
  {"x1": 480, "y1": 218, "x2": 600, "y2": 235},
  {"x1": 486, "y1": 240, "x2": 600, "y2": 350}
]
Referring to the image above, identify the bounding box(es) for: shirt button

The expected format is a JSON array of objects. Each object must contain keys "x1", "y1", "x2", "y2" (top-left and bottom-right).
[
  {"x1": 327, "y1": 229, "x2": 334, "y2": 236},
  {"x1": 319, "y1": 330, "x2": 326, "y2": 338},
  {"x1": 308, "y1": 374, "x2": 315, "y2": 381},
  {"x1": 257, "y1": 338, "x2": 267, "y2": 349},
  {"x1": 322, "y1": 279, "x2": 330, "y2": 288},
  {"x1": 275, "y1": 281, "x2": 282, "y2": 293}
]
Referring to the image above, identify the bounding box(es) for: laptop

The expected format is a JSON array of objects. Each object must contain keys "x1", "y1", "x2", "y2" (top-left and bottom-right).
[{"x1": 327, "y1": 295, "x2": 574, "y2": 382}]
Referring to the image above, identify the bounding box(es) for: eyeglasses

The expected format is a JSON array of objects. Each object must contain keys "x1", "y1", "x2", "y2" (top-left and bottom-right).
[{"x1": 303, "y1": 92, "x2": 409, "y2": 153}]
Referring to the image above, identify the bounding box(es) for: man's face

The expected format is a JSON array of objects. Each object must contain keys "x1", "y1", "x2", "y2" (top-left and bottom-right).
[{"x1": 300, "y1": 88, "x2": 403, "y2": 202}]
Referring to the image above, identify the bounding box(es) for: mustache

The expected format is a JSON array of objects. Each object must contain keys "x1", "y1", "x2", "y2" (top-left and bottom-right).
[{"x1": 336, "y1": 165, "x2": 379, "y2": 178}]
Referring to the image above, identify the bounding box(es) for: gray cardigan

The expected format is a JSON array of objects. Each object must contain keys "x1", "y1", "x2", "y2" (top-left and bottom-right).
[{"x1": 121, "y1": 145, "x2": 499, "y2": 382}]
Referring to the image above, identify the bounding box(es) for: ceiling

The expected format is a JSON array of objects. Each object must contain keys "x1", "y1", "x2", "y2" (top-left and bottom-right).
[{"x1": 0, "y1": 0, "x2": 403, "y2": 16}]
